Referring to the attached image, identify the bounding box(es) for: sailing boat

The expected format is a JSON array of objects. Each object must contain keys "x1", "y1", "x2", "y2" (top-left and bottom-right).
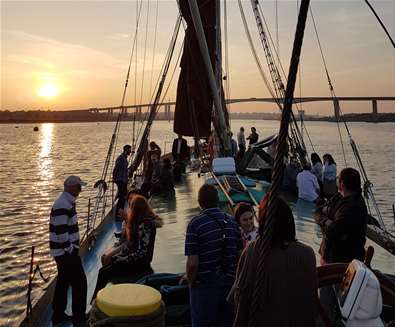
[{"x1": 14, "y1": 0, "x2": 395, "y2": 326}]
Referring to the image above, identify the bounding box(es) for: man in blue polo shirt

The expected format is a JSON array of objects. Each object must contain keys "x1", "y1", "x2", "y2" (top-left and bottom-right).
[{"x1": 185, "y1": 184, "x2": 243, "y2": 327}]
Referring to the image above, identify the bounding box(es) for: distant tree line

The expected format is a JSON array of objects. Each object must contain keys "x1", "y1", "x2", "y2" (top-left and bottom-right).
[{"x1": 1, "y1": 109, "x2": 394, "y2": 123}]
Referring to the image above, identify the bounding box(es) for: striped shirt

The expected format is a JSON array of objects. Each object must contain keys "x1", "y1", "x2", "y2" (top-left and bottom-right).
[
  {"x1": 185, "y1": 208, "x2": 243, "y2": 282},
  {"x1": 49, "y1": 191, "x2": 80, "y2": 257}
]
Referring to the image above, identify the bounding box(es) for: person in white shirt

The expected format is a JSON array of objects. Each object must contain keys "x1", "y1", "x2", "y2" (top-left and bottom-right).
[
  {"x1": 237, "y1": 127, "x2": 246, "y2": 159},
  {"x1": 297, "y1": 162, "x2": 320, "y2": 202}
]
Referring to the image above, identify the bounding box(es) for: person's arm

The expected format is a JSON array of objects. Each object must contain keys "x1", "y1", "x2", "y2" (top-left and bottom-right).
[
  {"x1": 186, "y1": 255, "x2": 199, "y2": 284},
  {"x1": 185, "y1": 221, "x2": 199, "y2": 284},
  {"x1": 313, "y1": 176, "x2": 320, "y2": 192},
  {"x1": 322, "y1": 205, "x2": 349, "y2": 241},
  {"x1": 102, "y1": 245, "x2": 123, "y2": 265}
]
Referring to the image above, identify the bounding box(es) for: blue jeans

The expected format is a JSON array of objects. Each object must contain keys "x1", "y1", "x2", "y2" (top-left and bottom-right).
[{"x1": 190, "y1": 275, "x2": 234, "y2": 327}]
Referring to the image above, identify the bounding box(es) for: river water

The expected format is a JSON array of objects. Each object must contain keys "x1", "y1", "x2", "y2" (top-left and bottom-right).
[{"x1": 1, "y1": 120, "x2": 394, "y2": 326}]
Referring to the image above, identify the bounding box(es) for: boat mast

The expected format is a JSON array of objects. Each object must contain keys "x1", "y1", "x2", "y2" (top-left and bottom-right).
[
  {"x1": 248, "y1": 0, "x2": 310, "y2": 325},
  {"x1": 187, "y1": 0, "x2": 231, "y2": 155}
]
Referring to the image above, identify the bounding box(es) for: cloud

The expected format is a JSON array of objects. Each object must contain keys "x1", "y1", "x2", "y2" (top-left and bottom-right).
[
  {"x1": 3, "y1": 30, "x2": 127, "y2": 78},
  {"x1": 108, "y1": 33, "x2": 130, "y2": 40}
]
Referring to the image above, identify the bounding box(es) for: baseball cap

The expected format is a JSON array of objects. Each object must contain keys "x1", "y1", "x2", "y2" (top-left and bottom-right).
[{"x1": 64, "y1": 175, "x2": 87, "y2": 187}]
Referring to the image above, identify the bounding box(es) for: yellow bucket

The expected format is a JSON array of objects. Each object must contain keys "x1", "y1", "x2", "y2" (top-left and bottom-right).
[{"x1": 96, "y1": 283, "x2": 162, "y2": 317}]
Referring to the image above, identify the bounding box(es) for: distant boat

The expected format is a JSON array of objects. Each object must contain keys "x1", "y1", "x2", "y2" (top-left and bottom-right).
[{"x1": 33, "y1": 126, "x2": 39, "y2": 131}]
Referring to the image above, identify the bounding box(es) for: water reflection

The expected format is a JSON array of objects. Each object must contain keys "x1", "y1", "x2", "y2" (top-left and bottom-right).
[{"x1": 38, "y1": 123, "x2": 54, "y2": 186}]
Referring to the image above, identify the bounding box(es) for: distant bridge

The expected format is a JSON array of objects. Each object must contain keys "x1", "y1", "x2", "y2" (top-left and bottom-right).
[{"x1": 82, "y1": 96, "x2": 395, "y2": 116}]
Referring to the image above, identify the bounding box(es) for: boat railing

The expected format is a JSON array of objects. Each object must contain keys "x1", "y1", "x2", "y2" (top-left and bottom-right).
[{"x1": 25, "y1": 246, "x2": 49, "y2": 321}]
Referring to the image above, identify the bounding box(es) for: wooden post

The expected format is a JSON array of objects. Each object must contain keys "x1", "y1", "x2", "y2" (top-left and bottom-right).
[
  {"x1": 372, "y1": 99, "x2": 378, "y2": 115},
  {"x1": 26, "y1": 246, "x2": 35, "y2": 318}
]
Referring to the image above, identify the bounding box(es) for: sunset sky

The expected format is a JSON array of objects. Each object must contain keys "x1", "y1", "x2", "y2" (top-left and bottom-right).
[{"x1": 1, "y1": 0, "x2": 395, "y2": 115}]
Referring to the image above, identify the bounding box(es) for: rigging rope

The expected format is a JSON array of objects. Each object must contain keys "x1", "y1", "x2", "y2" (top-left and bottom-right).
[
  {"x1": 309, "y1": 4, "x2": 388, "y2": 231},
  {"x1": 237, "y1": 0, "x2": 278, "y2": 103},
  {"x1": 275, "y1": 0, "x2": 279, "y2": 58},
  {"x1": 129, "y1": 15, "x2": 182, "y2": 176},
  {"x1": 223, "y1": 0, "x2": 231, "y2": 112},
  {"x1": 248, "y1": 2, "x2": 310, "y2": 326},
  {"x1": 149, "y1": 0, "x2": 159, "y2": 95},
  {"x1": 309, "y1": 5, "x2": 347, "y2": 166},
  {"x1": 364, "y1": 0, "x2": 395, "y2": 49},
  {"x1": 89, "y1": 0, "x2": 144, "y2": 231},
  {"x1": 132, "y1": 0, "x2": 144, "y2": 152},
  {"x1": 139, "y1": 0, "x2": 151, "y2": 106},
  {"x1": 246, "y1": 0, "x2": 308, "y2": 161}
]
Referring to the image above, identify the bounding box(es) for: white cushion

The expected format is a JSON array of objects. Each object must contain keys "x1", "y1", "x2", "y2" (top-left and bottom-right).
[{"x1": 212, "y1": 157, "x2": 236, "y2": 175}]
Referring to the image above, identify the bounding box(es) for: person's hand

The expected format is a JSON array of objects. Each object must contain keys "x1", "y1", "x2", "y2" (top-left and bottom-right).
[
  {"x1": 313, "y1": 212, "x2": 323, "y2": 224},
  {"x1": 179, "y1": 274, "x2": 188, "y2": 285},
  {"x1": 153, "y1": 214, "x2": 164, "y2": 228}
]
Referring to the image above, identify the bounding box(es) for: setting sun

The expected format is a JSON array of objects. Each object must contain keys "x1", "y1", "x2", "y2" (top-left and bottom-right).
[{"x1": 37, "y1": 83, "x2": 59, "y2": 99}]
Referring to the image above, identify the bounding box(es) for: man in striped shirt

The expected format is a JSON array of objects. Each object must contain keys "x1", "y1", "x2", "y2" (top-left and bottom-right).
[
  {"x1": 185, "y1": 184, "x2": 243, "y2": 327},
  {"x1": 50, "y1": 175, "x2": 87, "y2": 326}
]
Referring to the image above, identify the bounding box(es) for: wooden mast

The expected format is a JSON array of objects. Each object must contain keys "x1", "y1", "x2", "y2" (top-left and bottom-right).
[{"x1": 187, "y1": 0, "x2": 231, "y2": 155}]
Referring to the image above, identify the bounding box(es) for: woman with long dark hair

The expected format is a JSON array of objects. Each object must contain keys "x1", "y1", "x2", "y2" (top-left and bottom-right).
[
  {"x1": 91, "y1": 195, "x2": 158, "y2": 301},
  {"x1": 311, "y1": 152, "x2": 323, "y2": 182},
  {"x1": 322, "y1": 153, "x2": 337, "y2": 198},
  {"x1": 232, "y1": 194, "x2": 317, "y2": 326}
]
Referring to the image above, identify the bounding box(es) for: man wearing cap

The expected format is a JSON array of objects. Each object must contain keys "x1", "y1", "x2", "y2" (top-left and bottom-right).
[
  {"x1": 113, "y1": 144, "x2": 132, "y2": 217},
  {"x1": 50, "y1": 175, "x2": 87, "y2": 326}
]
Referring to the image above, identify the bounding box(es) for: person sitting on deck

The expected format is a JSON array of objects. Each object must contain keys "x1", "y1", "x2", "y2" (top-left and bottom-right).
[
  {"x1": 282, "y1": 157, "x2": 299, "y2": 195},
  {"x1": 142, "y1": 141, "x2": 161, "y2": 177},
  {"x1": 234, "y1": 202, "x2": 258, "y2": 246},
  {"x1": 311, "y1": 152, "x2": 323, "y2": 184},
  {"x1": 185, "y1": 184, "x2": 243, "y2": 327},
  {"x1": 116, "y1": 191, "x2": 163, "y2": 247},
  {"x1": 112, "y1": 144, "x2": 132, "y2": 218},
  {"x1": 141, "y1": 152, "x2": 161, "y2": 197},
  {"x1": 296, "y1": 161, "x2": 320, "y2": 202},
  {"x1": 315, "y1": 168, "x2": 368, "y2": 323},
  {"x1": 91, "y1": 195, "x2": 158, "y2": 301},
  {"x1": 151, "y1": 158, "x2": 175, "y2": 196},
  {"x1": 322, "y1": 153, "x2": 337, "y2": 199},
  {"x1": 246, "y1": 127, "x2": 259, "y2": 146},
  {"x1": 231, "y1": 194, "x2": 318, "y2": 327}
]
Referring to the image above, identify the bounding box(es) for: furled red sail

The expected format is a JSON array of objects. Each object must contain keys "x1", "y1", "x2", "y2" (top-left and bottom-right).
[{"x1": 174, "y1": 0, "x2": 217, "y2": 138}]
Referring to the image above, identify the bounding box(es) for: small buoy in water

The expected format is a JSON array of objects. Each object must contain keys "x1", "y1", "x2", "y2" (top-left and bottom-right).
[{"x1": 33, "y1": 126, "x2": 39, "y2": 131}]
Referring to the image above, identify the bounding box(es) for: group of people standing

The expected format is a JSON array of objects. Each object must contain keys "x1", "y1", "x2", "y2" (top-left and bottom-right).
[
  {"x1": 184, "y1": 184, "x2": 318, "y2": 327},
  {"x1": 49, "y1": 135, "x2": 369, "y2": 327},
  {"x1": 184, "y1": 165, "x2": 369, "y2": 326},
  {"x1": 234, "y1": 126, "x2": 259, "y2": 159}
]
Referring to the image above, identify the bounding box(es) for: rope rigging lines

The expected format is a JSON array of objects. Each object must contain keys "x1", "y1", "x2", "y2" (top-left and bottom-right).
[
  {"x1": 129, "y1": 15, "x2": 182, "y2": 177},
  {"x1": 238, "y1": 0, "x2": 308, "y2": 162},
  {"x1": 364, "y1": 0, "x2": 395, "y2": 49},
  {"x1": 88, "y1": 0, "x2": 144, "y2": 233},
  {"x1": 308, "y1": 3, "x2": 389, "y2": 232},
  {"x1": 249, "y1": 2, "x2": 311, "y2": 325}
]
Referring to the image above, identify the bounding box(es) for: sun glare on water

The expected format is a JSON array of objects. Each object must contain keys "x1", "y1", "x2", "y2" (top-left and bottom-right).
[{"x1": 37, "y1": 83, "x2": 59, "y2": 99}]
